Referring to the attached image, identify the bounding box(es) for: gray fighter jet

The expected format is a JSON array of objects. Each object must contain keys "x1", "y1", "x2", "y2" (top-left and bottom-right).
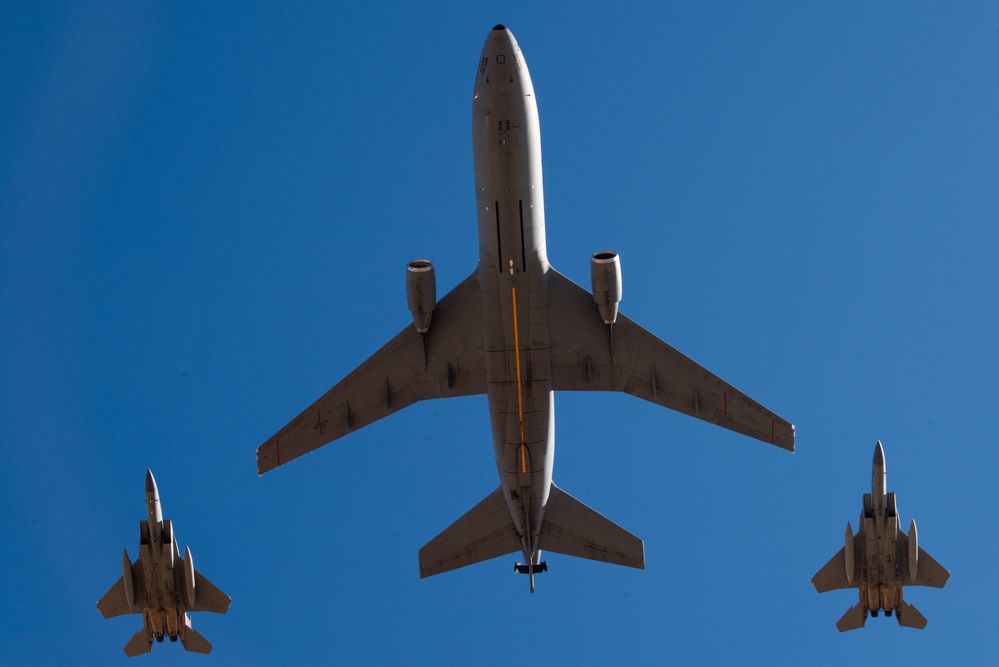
[
  {"x1": 813, "y1": 442, "x2": 949, "y2": 630},
  {"x1": 97, "y1": 470, "x2": 231, "y2": 656},
  {"x1": 257, "y1": 25, "x2": 794, "y2": 593}
]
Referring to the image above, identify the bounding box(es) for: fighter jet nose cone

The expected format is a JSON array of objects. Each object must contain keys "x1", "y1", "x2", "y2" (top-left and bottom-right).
[
  {"x1": 145, "y1": 469, "x2": 157, "y2": 494},
  {"x1": 493, "y1": 24, "x2": 507, "y2": 31},
  {"x1": 874, "y1": 440, "x2": 885, "y2": 464}
]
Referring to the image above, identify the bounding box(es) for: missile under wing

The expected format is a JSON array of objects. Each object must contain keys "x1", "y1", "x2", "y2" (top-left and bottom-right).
[
  {"x1": 812, "y1": 442, "x2": 949, "y2": 630},
  {"x1": 97, "y1": 470, "x2": 231, "y2": 656}
]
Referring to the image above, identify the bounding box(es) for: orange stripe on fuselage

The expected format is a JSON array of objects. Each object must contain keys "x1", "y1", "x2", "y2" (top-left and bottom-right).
[{"x1": 511, "y1": 286, "x2": 527, "y2": 474}]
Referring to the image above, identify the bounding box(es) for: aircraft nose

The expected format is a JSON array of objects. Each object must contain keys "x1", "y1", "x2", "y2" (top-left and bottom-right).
[
  {"x1": 873, "y1": 440, "x2": 885, "y2": 469},
  {"x1": 493, "y1": 24, "x2": 507, "y2": 31},
  {"x1": 145, "y1": 469, "x2": 158, "y2": 497}
]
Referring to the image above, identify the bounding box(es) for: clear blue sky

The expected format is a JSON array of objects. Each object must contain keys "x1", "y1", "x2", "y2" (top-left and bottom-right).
[{"x1": 3, "y1": 2, "x2": 997, "y2": 665}]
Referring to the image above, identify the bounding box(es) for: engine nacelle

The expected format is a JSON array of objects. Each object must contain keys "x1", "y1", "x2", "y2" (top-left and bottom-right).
[
  {"x1": 122, "y1": 549, "x2": 135, "y2": 609},
  {"x1": 184, "y1": 545, "x2": 197, "y2": 608},
  {"x1": 590, "y1": 251, "x2": 622, "y2": 324},
  {"x1": 162, "y1": 519, "x2": 175, "y2": 569},
  {"x1": 908, "y1": 519, "x2": 918, "y2": 583},
  {"x1": 406, "y1": 259, "x2": 436, "y2": 333}
]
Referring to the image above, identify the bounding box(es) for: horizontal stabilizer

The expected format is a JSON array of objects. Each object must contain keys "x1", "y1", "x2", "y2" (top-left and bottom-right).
[
  {"x1": 896, "y1": 599, "x2": 928, "y2": 629},
  {"x1": 835, "y1": 603, "x2": 867, "y2": 632},
  {"x1": 538, "y1": 484, "x2": 644, "y2": 569},
  {"x1": 182, "y1": 617, "x2": 213, "y2": 654},
  {"x1": 123, "y1": 630, "x2": 151, "y2": 657},
  {"x1": 419, "y1": 486, "x2": 521, "y2": 578}
]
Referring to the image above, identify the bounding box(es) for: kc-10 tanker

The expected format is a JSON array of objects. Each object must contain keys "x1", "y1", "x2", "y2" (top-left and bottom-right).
[
  {"x1": 812, "y1": 442, "x2": 949, "y2": 630},
  {"x1": 97, "y1": 470, "x2": 231, "y2": 656}
]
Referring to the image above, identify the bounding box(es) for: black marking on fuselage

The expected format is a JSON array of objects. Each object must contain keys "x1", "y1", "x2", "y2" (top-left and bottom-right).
[{"x1": 495, "y1": 201, "x2": 502, "y2": 273}]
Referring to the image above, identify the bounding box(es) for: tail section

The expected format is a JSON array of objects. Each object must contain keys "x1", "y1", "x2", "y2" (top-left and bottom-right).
[
  {"x1": 419, "y1": 486, "x2": 521, "y2": 578},
  {"x1": 835, "y1": 603, "x2": 867, "y2": 632},
  {"x1": 538, "y1": 484, "x2": 644, "y2": 569},
  {"x1": 123, "y1": 630, "x2": 151, "y2": 657},
  {"x1": 896, "y1": 599, "x2": 928, "y2": 629},
  {"x1": 181, "y1": 616, "x2": 213, "y2": 654}
]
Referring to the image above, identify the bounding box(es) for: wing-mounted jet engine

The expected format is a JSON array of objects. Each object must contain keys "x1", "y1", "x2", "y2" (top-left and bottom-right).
[
  {"x1": 406, "y1": 259, "x2": 437, "y2": 366},
  {"x1": 97, "y1": 470, "x2": 231, "y2": 657},
  {"x1": 590, "y1": 251, "x2": 621, "y2": 357},
  {"x1": 406, "y1": 259, "x2": 437, "y2": 333},
  {"x1": 812, "y1": 442, "x2": 949, "y2": 631}
]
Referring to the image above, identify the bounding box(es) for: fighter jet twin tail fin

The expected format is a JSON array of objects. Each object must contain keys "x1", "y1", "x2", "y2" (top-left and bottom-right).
[{"x1": 418, "y1": 483, "x2": 644, "y2": 578}]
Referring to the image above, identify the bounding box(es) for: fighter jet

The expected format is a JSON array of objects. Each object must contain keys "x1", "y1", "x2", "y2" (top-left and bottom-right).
[
  {"x1": 256, "y1": 25, "x2": 794, "y2": 593},
  {"x1": 813, "y1": 442, "x2": 949, "y2": 630},
  {"x1": 97, "y1": 470, "x2": 231, "y2": 656}
]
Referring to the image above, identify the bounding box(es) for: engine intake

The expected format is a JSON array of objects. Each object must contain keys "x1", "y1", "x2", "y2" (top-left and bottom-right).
[
  {"x1": 406, "y1": 259, "x2": 437, "y2": 333},
  {"x1": 590, "y1": 251, "x2": 622, "y2": 324}
]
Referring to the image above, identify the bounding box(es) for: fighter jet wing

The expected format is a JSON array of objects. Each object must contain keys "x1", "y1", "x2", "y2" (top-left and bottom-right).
[
  {"x1": 812, "y1": 547, "x2": 854, "y2": 593},
  {"x1": 547, "y1": 269, "x2": 794, "y2": 451},
  {"x1": 898, "y1": 531, "x2": 950, "y2": 588},
  {"x1": 97, "y1": 558, "x2": 145, "y2": 618},
  {"x1": 257, "y1": 271, "x2": 486, "y2": 474},
  {"x1": 175, "y1": 555, "x2": 232, "y2": 614}
]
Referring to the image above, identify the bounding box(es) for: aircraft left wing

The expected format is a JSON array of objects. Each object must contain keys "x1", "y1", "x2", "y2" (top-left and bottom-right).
[
  {"x1": 257, "y1": 271, "x2": 486, "y2": 474},
  {"x1": 547, "y1": 269, "x2": 794, "y2": 451},
  {"x1": 174, "y1": 556, "x2": 232, "y2": 614},
  {"x1": 898, "y1": 531, "x2": 950, "y2": 588}
]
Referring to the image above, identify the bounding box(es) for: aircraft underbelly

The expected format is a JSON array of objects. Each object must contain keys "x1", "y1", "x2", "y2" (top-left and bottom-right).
[{"x1": 472, "y1": 28, "x2": 553, "y2": 546}]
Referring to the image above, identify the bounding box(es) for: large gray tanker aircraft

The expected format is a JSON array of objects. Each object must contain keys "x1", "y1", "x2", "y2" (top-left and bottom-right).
[
  {"x1": 813, "y1": 442, "x2": 949, "y2": 630},
  {"x1": 97, "y1": 470, "x2": 231, "y2": 656},
  {"x1": 257, "y1": 25, "x2": 795, "y2": 593}
]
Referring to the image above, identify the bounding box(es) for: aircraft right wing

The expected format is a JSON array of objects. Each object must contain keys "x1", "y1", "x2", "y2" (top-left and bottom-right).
[
  {"x1": 257, "y1": 271, "x2": 486, "y2": 474},
  {"x1": 812, "y1": 546, "x2": 854, "y2": 593},
  {"x1": 547, "y1": 270, "x2": 794, "y2": 451},
  {"x1": 97, "y1": 557, "x2": 145, "y2": 618}
]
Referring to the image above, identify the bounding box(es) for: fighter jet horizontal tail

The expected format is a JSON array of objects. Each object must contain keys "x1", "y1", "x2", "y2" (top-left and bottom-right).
[
  {"x1": 538, "y1": 484, "x2": 645, "y2": 569},
  {"x1": 181, "y1": 617, "x2": 213, "y2": 654},
  {"x1": 123, "y1": 630, "x2": 152, "y2": 657},
  {"x1": 836, "y1": 603, "x2": 867, "y2": 632},
  {"x1": 896, "y1": 600, "x2": 928, "y2": 629},
  {"x1": 419, "y1": 486, "x2": 521, "y2": 578}
]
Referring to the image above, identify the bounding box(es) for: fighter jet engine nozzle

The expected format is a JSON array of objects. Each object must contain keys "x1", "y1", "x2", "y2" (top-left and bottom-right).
[
  {"x1": 590, "y1": 251, "x2": 622, "y2": 325},
  {"x1": 406, "y1": 259, "x2": 437, "y2": 333},
  {"x1": 908, "y1": 519, "x2": 918, "y2": 582},
  {"x1": 184, "y1": 546, "x2": 197, "y2": 608},
  {"x1": 844, "y1": 523, "x2": 855, "y2": 585},
  {"x1": 122, "y1": 549, "x2": 135, "y2": 609}
]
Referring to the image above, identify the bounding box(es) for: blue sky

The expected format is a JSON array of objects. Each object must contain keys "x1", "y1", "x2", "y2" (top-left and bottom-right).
[{"x1": 3, "y1": 2, "x2": 997, "y2": 664}]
